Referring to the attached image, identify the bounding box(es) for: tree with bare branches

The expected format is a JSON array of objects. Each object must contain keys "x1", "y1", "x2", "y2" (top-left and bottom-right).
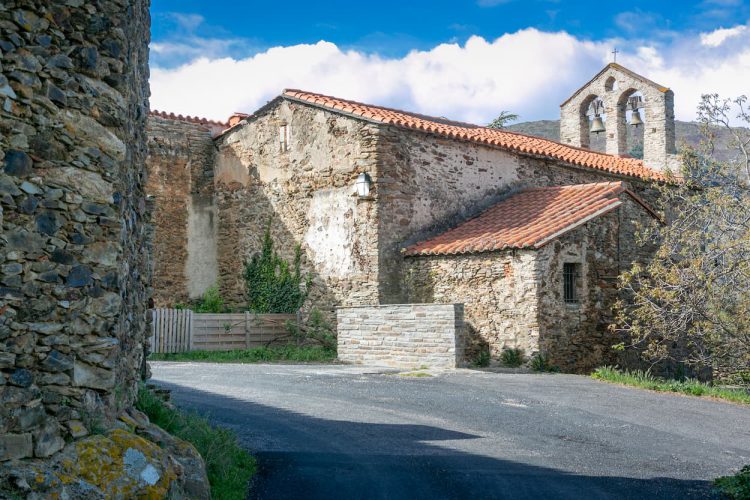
[{"x1": 614, "y1": 94, "x2": 750, "y2": 383}]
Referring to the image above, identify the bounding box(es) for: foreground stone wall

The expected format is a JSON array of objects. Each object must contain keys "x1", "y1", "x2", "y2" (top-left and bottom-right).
[
  {"x1": 214, "y1": 100, "x2": 380, "y2": 312},
  {"x1": 0, "y1": 0, "x2": 150, "y2": 459},
  {"x1": 145, "y1": 114, "x2": 218, "y2": 306},
  {"x1": 337, "y1": 304, "x2": 464, "y2": 369}
]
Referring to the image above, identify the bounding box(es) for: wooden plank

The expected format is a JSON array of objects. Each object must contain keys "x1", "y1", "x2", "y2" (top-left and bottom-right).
[
  {"x1": 158, "y1": 309, "x2": 165, "y2": 354},
  {"x1": 178, "y1": 309, "x2": 185, "y2": 352},
  {"x1": 168, "y1": 309, "x2": 173, "y2": 354},
  {"x1": 182, "y1": 309, "x2": 188, "y2": 352},
  {"x1": 188, "y1": 310, "x2": 194, "y2": 351}
]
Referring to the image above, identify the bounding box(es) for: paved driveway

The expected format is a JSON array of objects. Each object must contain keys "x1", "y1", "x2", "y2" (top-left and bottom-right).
[{"x1": 150, "y1": 362, "x2": 750, "y2": 499}]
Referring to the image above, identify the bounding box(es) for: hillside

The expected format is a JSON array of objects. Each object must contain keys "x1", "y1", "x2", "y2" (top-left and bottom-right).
[{"x1": 506, "y1": 119, "x2": 740, "y2": 163}]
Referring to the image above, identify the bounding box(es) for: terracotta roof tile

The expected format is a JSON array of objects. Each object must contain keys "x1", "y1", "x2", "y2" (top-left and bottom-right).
[
  {"x1": 149, "y1": 109, "x2": 229, "y2": 128},
  {"x1": 403, "y1": 182, "x2": 656, "y2": 256},
  {"x1": 282, "y1": 89, "x2": 666, "y2": 181}
]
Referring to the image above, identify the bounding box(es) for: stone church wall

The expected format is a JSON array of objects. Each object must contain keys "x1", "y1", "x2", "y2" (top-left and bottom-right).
[
  {"x1": 213, "y1": 100, "x2": 381, "y2": 312},
  {"x1": 535, "y1": 197, "x2": 658, "y2": 372},
  {"x1": 0, "y1": 0, "x2": 150, "y2": 460},
  {"x1": 145, "y1": 115, "x2": 218, "y2": 306},
  {"x1": 403, "y1": 251, "x2": 540, "y2": 362},
  {"x1": 376, "y1": 124, "x2": 653, "y2": 304}
]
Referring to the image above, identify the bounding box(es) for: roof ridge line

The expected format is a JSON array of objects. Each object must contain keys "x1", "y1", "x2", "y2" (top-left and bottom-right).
[
  {"x1": 281, "y1": 89, "x2": 665, "y2": 181},
  {"x1": 149, "y1": 109, "x2": 229, "y2": 127}
]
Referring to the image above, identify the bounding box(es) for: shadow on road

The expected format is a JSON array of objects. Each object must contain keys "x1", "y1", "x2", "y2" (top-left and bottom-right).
[{"x1": 153, "y1": 381, "x2": 715, "y2": 500}]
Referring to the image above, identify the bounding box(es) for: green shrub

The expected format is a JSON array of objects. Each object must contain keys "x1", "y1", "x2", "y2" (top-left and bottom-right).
[
  {"x1": 471, "y1": 348, "x2": 491, "y2": 368},
  {"x1": 194, "y1": 285, "x2": 226, "y2": 313},
  {"x1": 136, "y1": 385, "x2": 256, "y2": 500},
  {"x1": 243, "y1": 222, "x2": 311, "y2": 313},
  {"x1": 530, "y1": 353, "x2": 559, "y2": 373},
  {"x1": 285, "y1": 308, "x2": 336, "y2": 350},
  {"x1": 715, "y1": 465, "x2": 750, "y2": 499},
  {"x1": 500, "y1": 347, "x2": 525, "y2": 367}
]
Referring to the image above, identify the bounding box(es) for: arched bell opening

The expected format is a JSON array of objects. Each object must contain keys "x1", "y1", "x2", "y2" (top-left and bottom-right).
[
  {"x1": 604, "y1": 76, "x2": 618, "y2": 92},
  {"x1": 579, "y1": 94, "x2": 606, "y2": 152},
  {"x1": 617, "y1": 88, "x2": 645, "y2": 159}
]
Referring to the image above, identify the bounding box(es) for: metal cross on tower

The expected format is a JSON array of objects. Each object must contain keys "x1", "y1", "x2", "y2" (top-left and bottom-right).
[{"x1": 612, "y1": 48, "x2": 619, "y2": 63}]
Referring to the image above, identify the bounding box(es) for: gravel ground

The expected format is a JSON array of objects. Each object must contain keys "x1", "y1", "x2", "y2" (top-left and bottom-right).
[{"x1": 150, "y1": 362, "x2": 750, "y2": 499}]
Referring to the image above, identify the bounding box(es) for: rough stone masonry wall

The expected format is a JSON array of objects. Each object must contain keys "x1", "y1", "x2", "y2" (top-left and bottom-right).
[
  {"x1": 337, "y1": 304, "x2": 464, "y2": 369},
  {"x1": 559, "y1": 64, "x2": 678, "y2": 172},
  {"x1": 404, "y1": 251, "x2": 540, "y2": 362},
  {"x1": 214, "y1": 100, "x2": 380, "y2": 313},
  {"x1": 404, "y1": 197, "x2": 657, "y2": 371},
  {"x1": 0, "y1": 0, "x2": 150, "y2": 460},
  {"x1": 535, "y1": 197, "x2": 658, "y2": 373},
  {"x1": 145, "y1": 115, "x2": 217, "y2": 306},
  {"x1": 376, "y1": 124, "x2": 653, "y2": 304}
]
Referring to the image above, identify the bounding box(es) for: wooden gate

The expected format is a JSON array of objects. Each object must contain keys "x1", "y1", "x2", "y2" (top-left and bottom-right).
[{"x1": 149, "y1": 309, "x2": 297, "y2": 353}]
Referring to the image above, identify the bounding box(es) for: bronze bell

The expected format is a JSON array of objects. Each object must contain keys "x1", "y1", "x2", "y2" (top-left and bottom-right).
[
  {"x1": 590, "y1": 115, "x2": 605, "y2": 134},
  {"x1": 630, "y1": 109, "x2": 643, "y2": 127}
]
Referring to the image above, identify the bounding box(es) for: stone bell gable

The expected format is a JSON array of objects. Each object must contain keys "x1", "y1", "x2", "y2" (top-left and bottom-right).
[{"x1": 560, "y1": 63, "x2": 678, "y2": 172}]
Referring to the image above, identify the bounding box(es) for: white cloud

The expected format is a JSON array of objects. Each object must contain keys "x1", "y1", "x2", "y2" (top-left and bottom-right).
[
  {"x1": 150, "y1": 25, "x2": 750, "y2": 125},
  {"x1": 700, "y1": 25, "x2": 747, "y2": 46}
]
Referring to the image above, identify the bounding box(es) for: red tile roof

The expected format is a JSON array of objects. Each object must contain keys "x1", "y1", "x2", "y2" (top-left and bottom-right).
[
  {"x1": 403, "y1": 182, "x2": 656, "y2": 256},
  {"x1": 282, "y1": 90, "x2": 666, "y2": 181},
  {"x1": 149, "y1": 109, "x2": 229, "y2": 128}
]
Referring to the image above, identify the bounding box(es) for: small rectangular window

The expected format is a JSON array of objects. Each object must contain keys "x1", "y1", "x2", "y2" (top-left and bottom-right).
[
  {"x1": 279, "y1": 124, "x2": 289, "y2": 152},
  {"x1": 563, "y1": 263, "x2": 580, "y2": 304}
]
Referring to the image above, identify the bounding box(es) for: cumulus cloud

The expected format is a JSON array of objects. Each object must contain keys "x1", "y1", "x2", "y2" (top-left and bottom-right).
[
  {"x1": 150, "y1": 24, "x2": 750, "y2": 125},
  {"x1": 700, "y1": 25, "x2": 747, "y2": 46}
]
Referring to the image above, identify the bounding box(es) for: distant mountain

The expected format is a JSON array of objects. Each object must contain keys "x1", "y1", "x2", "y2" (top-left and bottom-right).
[{"x1": 506, "y1": 119, "x2": 740, "y2": 163}]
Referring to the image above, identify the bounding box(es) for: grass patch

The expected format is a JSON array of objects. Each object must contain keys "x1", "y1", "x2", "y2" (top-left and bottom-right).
[
  {"x1": 591, "y1": 366, "x2": 750, "y2": 405},
  {"x1": 149, "y1": 345, "x2": 336, "y2": 364},
  {"x1": 715, "y1": 465, "x2": 750, "y2": 499},
  {"x1": 136, "y1": 385, "x2": 255, "y2": 500},
  {"x1": 399, "y1": 371, "x2": 432, "y2": 377}
]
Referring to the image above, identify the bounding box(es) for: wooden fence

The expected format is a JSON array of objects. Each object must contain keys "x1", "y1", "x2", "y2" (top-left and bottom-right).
[{"x1": 149, "y1": 309, "x2": 297, "y2": 353}]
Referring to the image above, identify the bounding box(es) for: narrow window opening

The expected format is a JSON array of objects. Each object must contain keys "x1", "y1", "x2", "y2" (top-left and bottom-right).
[
  {"x1": 563, "y1": 263, "x2": 580, "y2": 304},
  {"x1": 279, "y1": 124, "x2": 289, "y2": 152}
]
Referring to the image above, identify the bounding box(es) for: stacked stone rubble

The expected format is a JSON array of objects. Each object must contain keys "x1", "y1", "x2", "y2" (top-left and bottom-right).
[{"x1": 0, "y1": 0, "x2": 151, "y2": 460}]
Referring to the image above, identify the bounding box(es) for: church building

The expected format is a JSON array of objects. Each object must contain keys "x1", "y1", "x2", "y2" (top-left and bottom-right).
[{"x1": 146, "y1": 63, "x2": 675, "y2": 371}]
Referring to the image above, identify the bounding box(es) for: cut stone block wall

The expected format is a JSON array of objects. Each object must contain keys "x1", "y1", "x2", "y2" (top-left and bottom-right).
[
  {"x1": 0, "y1": 0, "x2": 150, "y2": 460},
  {"x1": 337, "y1": 304, "x2": 464, "y2": 369}
]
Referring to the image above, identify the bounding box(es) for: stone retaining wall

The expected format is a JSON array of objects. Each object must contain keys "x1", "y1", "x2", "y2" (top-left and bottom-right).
[{"x1": 337, "y1": 304, "x2": 464, "y2": 369}]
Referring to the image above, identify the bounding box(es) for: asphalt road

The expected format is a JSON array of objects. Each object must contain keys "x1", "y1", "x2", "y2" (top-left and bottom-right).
[{"x1": 150, "y1": 362, "x2": 750, "y2": 499}]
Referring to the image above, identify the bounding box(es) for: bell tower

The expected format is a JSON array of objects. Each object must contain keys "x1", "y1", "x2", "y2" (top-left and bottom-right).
[{"x1": 559, "y1": 63, "x2": 678, "y2": 172}]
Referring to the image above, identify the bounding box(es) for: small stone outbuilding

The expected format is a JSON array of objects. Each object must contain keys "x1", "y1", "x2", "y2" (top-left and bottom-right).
[{"x1": 403, "y1": 182, "x2": 659, "y2": 372}]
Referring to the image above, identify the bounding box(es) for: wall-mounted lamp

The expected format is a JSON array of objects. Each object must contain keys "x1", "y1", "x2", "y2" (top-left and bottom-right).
[{"x1": 355, "y1": 172, "x2": 372, "y2": 198}]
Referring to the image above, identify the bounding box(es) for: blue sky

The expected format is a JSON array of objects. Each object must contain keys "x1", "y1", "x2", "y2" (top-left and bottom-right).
[{"x1": 149, "y1": 0, "x2": 750, "y2": 123}]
